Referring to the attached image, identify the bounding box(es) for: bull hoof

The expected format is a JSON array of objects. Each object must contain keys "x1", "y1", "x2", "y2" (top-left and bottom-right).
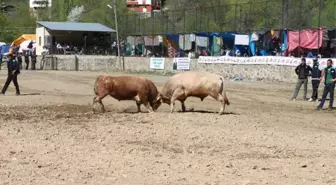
[{"x1": 218, "y1": 111, "x2": 224, "y2": 115}]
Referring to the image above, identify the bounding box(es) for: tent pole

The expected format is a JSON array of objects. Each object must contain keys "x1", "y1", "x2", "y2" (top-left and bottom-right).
[{"x1": 317, "y1": 0, "x2": 322, "y2": 56}]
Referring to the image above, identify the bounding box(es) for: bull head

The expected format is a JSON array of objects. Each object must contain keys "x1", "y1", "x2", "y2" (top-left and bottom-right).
[
  {"x1": 159, "y1": 93, "x2": 171, "y2": 104},
  {"x1": 151, "y1": 95, "x2": 162, "y2": 111}
]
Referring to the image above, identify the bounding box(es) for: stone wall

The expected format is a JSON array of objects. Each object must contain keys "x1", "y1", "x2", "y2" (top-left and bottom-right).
[
  {"x1": 34, "y1": 55, "x2": 300, "y2": 82},
  {"x1": 39, "y1": 55, "x2": 119, "y2": 71}
]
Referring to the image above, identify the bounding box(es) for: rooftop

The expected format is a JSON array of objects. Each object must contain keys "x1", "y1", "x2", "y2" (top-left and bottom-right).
[{"x1": 36, "y1": 21, "x2": 115, "y2": 33}]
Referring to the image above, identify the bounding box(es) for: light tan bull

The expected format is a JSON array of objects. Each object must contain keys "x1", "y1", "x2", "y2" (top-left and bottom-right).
[
  {"x1": 160, "y1": 71, "x2": 230, "y2": 114},
  {"x1": 93, "y1": 75, "x2": 161, "y2": 113}
]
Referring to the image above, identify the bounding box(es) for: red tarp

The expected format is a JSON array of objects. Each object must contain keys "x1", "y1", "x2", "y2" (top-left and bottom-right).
[{"x1": 287, "y1": 29, "x2": 323, "y2": 53}]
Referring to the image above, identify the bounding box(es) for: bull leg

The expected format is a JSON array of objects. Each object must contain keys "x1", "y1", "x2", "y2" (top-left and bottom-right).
[
  {"x1": 144, "y1": 102, "x2": 154, "y2": 113},
  {"x1": 134, "y1": 95, "x2": 142, "y2": 112},
  {"x1": 170, "y1": 88, "x2": 185, "y2": 113},
  {"x1": 210, "y1": 93, "x2": 225, "y2": 115},
  {"x1": 181, "y1": 101, "x2": 186, "y2": 112},
  {"x1": 93, "y1": 91, "x2": 109, "y2": 113},
  {"x1": 180, "y1": 98, "x2": 187, "y2": 112},
  {"x1": 136, "y1": 102, "x2": 141, "y2": 112},
  {"x1": 136, "y1": 94, "x2": 153, "y2": 113},
  {"x1": 217, "y1": 95, "x2": 226, "y2": 115},
  {"x1": 93, "y1": 96, "x2": 106, "y2": 113}
]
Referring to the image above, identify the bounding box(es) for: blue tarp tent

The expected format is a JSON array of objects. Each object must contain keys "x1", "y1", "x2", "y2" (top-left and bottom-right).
[
  {"x1": 195, "y1": 32, "x2": 237, "y2": 55},
  {"x1": 208, "y1": 32, "x2": 236, "y2": 56}
]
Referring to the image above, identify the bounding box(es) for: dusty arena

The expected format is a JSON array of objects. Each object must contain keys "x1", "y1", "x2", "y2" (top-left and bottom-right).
[{"x1": 0, "y1": 70, "x2": 335, "y2": 185}]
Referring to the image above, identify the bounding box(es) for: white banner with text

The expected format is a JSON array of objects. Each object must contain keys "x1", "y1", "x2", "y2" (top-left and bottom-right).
[{"x1": 198, "y1": 56, "x2": 336, "y2": 69}]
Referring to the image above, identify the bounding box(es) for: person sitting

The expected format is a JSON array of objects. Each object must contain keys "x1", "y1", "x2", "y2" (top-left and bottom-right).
[{"x1": 56, "y1": 43, "x2": 63, "y2": 54}]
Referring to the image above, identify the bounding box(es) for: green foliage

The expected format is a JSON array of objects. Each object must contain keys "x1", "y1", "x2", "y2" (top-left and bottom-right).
[{"x1": 0, "y1": 0, "x2": 36, "y2": 43}]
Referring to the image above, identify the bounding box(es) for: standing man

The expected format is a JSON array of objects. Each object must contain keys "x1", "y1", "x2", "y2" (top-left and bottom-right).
[
  {"x1": 24, "y1": 51, "x2": 30, "y2": 70},
  {"x1": 1, "y1": 53, "x2": 21, "y2": 96},
  {"x1": 17, "y1": 52, "x2": 23, "y2": 70},
  {"x1": 316, "y1": 59, "x2": 335, "y2": 111},
  {"x1": 291, "y1": 57, "x2": 312, "y2": 101},
  {"x1": 31, "y1": 48, "x2": 36, "y2": 70},
  {"x1": 309, "y1": 57, "x2": 322, "y2": 102}
]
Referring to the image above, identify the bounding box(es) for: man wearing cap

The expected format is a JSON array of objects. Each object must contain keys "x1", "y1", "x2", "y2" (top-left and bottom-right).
[
  {"x1": 1, "y1": 53, "x2": 21, "y2": 96},
  {"x1": 308, "y1": 57, "x2": 322, "y2": 102},
  {"x1": 291, "y1": 57, "x2": 312, "y2": 101},
  {"x1": 316, "y1": 59, "x2": 335, "y2": 111}
]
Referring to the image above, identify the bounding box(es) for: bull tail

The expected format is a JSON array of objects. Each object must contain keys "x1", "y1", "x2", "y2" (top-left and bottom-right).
[{"x1": 219, "y1": 77, "x2": 230, "y2": 105}]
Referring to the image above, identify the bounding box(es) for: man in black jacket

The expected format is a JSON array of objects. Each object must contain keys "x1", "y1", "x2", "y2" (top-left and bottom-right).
[
  {"x1": 308, "y1": 57, "x2": 322, "y2": 102},
  {"x1": 291, "y1": 58, "x2": 312, "y2": 101},
  {"x1": 1, "y1": 53, "x2": 21, "y2": 95},
  {"x1": 24, "y1": 51, "x2": 30, "y2": 70},
  {"x1": 316, "y1": 59, "x2": 335, "y2": 111}
]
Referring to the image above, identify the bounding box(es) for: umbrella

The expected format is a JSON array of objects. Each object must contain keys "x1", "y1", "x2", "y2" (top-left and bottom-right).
[{"x1": 19, "y1": 40, "x2": 36, "y2": 53}]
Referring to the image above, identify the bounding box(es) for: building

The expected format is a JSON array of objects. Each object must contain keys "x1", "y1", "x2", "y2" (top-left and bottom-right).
[
  {"x1": 29, "y1": 0, "x2": 52, "y2": 18},
  {"x1": 35, "y1": 21, "x2": 115, "y2": 55},
  {"x1": 126, "y1": 0, "x2": 163, "y2": 15},
  {"x1": 29, "y1": 0, "x2": 52, "y2": 9}
]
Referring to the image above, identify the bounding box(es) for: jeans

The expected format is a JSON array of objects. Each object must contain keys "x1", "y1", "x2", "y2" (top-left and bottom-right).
[
  {"x1": 292, "y1": 78, "x2": 308, "y2": 100},
  {"x1": 311, "y1": 80, "x2": 320, "y2": 100},
  {"x1": 318, "y1": 84, "x2": 335, "y2": 108}
]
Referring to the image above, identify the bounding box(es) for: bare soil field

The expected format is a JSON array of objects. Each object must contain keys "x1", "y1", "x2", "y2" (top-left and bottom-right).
[{"x1": 0, "y1": 70, "x2": 335, "y2": 185}]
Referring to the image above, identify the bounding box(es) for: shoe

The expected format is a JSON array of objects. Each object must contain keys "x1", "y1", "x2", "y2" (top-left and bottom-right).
[
  {"x1": 1, "y1": 93, "x2": 4, "y2": 96},
  {"x1": 16, "y1": 93, "x2": 20, "y2": 96},
  {"x1": 291, "y1": 98, "x2": 296, "y2": 101},
  {"x1": 308, "y1": 98, "x2": 313, "y2": 102},
  {"x1": 328, "y1": 106, "x2": 333, "y2": 111},
  {"x1": 316, "y1": 106, "x2": 322, "y2": 111}
]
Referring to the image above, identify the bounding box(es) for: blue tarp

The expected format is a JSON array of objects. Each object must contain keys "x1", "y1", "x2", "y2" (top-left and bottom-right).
[
  {"x1": 165, "y1": 34, "x2": 179, "y2": 41},
  {"x1": 196, "y1": 32, "x2": 237, "y2": 40},
  {"x1": 249, "y1": 35, "x2": 256, "y2": 56},
  {"x1": 0, "y1": 44, "x2": 10, "y2": 55},
  {"x1": 195, "y1": 32, "x2": 209, "y2": 37},
  {"x1": 281, "y1": 30, "x2": 288, "y2": 52},
  {"x1": 234, "y1": 45, "x2": 249, "y2": 56},
  {"x1": 196, "y1": 32, "x2": 238, "y2": 38}
]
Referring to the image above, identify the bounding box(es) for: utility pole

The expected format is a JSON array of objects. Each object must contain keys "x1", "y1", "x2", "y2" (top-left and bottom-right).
[{"x1": 109, "y1": 0, "x2": 121, "y2": 70}]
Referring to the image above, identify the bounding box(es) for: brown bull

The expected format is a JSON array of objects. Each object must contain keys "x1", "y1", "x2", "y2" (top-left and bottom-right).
[
  {"x1": 93, "y1": 75, "x2": 161, "y2": 113},
  {"x1": 160, "y1": 71, "x2": 230, "y2": 114}
]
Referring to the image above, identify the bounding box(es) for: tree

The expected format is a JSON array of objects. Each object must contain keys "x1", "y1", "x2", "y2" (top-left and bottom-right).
[{"x1": 67, "y1": 5, "x2": 85, "y2": 22}]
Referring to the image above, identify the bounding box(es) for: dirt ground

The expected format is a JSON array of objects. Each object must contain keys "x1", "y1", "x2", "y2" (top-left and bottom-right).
[{"x1": 0, "y1": 70, "x2": 335, "y2": 185}]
